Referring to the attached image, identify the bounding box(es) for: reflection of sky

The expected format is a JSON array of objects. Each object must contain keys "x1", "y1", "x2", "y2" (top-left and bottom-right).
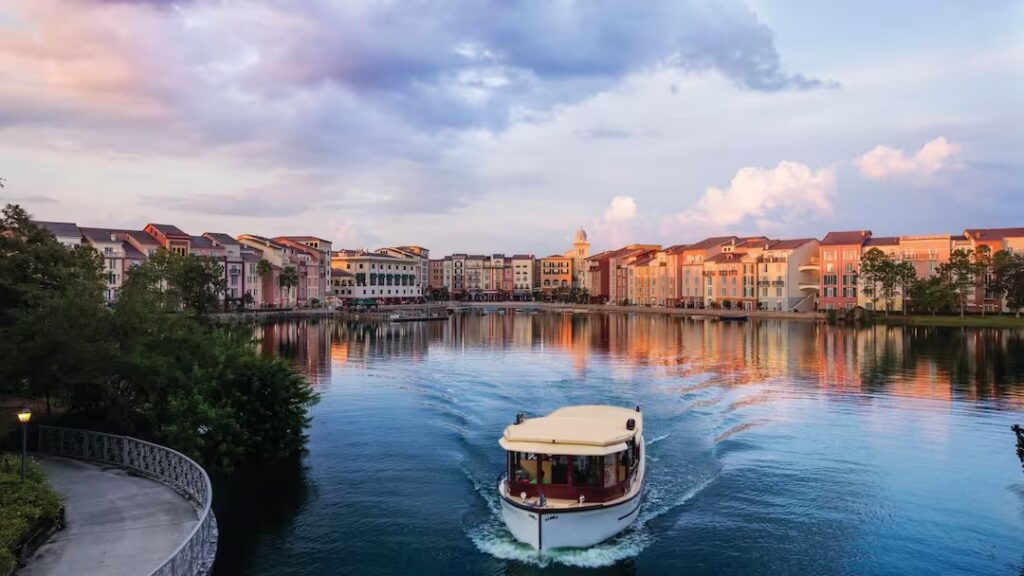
[{"x1": 243, "y1": 313, "x2": 1024, "y2": 575}]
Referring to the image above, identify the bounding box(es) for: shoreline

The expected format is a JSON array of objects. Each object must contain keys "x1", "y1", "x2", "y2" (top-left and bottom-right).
[
  {"x1": 213, "y1": 302, "x2": 824, "y2": 323},
  {"x1": 213, "y1": 302, "x2": 1024, "y2": 328}
]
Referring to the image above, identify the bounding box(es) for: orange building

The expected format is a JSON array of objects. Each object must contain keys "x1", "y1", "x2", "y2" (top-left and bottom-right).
[
  {"x1": 539, "y1": 255, "x2": 572, "y2": 292},
  {"x1": 818, "y1": 230, "x2": 872, "y2": 311}
]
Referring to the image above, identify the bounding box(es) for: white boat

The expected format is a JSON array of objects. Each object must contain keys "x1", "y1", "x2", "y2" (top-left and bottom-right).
[{"x1": 496, "y1": 405, "x2": 645, "y2": 551}]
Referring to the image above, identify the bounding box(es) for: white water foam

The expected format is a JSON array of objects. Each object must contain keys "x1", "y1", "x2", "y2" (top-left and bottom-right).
[
  {"x1": 464, "y1": 465, "x2": 721, "y2": 568},
  {"x1": 646, "y1": 432, "x2": 671, "y2": 446}
]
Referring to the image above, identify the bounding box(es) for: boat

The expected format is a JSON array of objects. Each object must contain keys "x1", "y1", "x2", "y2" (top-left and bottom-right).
[{"x1": 496, "y1": 405, "x2": 646, "y2": 551}]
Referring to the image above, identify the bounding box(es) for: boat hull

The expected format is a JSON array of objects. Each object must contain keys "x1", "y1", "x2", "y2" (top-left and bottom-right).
[{"x1": 498, "y1": 483, "x2": 643, "y2": 550}]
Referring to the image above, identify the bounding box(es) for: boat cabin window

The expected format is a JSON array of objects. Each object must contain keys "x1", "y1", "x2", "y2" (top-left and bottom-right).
[
  {"x1": 573, "y1": 456, "x2": 602, "y2": 487},
  {"x1": 507, "y1": 448, "x2": 635, "y2": 502}
]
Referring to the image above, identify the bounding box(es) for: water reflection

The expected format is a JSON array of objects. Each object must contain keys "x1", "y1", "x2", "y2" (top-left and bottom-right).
[
  {"x1": 222, "y1": 311, "x2": 1024, "y2": 576},
  {"x1": 256, "y1": 312, "x2": 1024, "y2": 405}
]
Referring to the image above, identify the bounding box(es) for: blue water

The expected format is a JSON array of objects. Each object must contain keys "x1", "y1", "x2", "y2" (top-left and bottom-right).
[{"x1": 213, "y1": 312, "x2": 1024, "y2": 575}]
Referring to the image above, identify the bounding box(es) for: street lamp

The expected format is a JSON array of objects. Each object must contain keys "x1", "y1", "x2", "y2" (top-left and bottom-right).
[{"x1": 17, "y1": 407, "x2": 31, "y2": 481}]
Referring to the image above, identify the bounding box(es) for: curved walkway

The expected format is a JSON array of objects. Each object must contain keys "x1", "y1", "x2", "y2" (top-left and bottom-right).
[{"x1": 19, "y1": 456, "x2": 198, "y2": 576}]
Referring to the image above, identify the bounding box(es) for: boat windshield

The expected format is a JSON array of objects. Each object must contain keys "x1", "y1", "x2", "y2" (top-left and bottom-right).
[{"x1": 506, "y1": 443, "x2": 638, "y2": 503}]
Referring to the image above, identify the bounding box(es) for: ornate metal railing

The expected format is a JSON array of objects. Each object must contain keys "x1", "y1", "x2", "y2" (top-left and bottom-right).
[{"x1": 37, "y1": 426, "x2": 217, "y2": 576}]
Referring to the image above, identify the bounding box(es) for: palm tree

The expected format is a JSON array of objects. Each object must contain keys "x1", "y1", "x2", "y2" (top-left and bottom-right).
[{"x1": 279, "y1": 265, "x2": 299, "y2": 306}]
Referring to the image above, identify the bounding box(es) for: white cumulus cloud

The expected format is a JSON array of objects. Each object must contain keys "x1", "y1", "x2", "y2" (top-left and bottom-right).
[
  {"x1": 854, "y1": 137, "x2": 961, "y2": 180},
  {"x1": 603, "y1": 195, "x2": 638, "y2": 223},
  {"x1": 668, "y1": 161, "x2": 836, "y2": 233}
]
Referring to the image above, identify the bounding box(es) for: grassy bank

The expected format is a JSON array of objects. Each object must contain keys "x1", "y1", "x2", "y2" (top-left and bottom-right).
[
  {"x1": 878, "y1": 314, "x2": 1024, "y2": 328},
  {"x1": 0, "y1": 454, "x2": 62, "y2": 576}
]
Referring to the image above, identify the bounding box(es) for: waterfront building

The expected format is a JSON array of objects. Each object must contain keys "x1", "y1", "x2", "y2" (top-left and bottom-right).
[
  {"x1": 80, "y1": 227, "x2": 135, "y2": 302},
  {"x1": 465, "y1": 254, "x2": 485, "y2": 295},
  {"x1": 961, "y1": 227, "x2": 1024, "y2": 312},
  {"x1": 387, "y1": 246, "x2": 430, "y2": 292},
  {"x1": 702, "y1": 238, "x2": 768, "y2": 310},
  {"x1": 428, "y1": 259, "x2": 445, "y2": 291},
  {"x1": 35, "y1": 221, "x2": 83, "y2": 247},
  {"x1": 675, "y1": 237, "x2": 736, "y2": 308},
  {"x1": 818, "y1": 230, "x2": 872, "y2": 311},
  {"x1": 756, "y1": 238, "x2": 820, "y2": 312},
  {"x1": 563, "y1": 227, "x2": 591, "y2": 290},
  {"x1": 628, "y1": 252, "x2": 656, "y2": 305},
  {"x1": 202, "y1": 233, "x2": 249, "y2": 306},
  {"x1": 539, "y1": 255, "x2": 572, "y2": 293},
  {"x1": 585, "y1": 245, "x2": 660, "y2": 304},
  {"x1": 237, "y1": 234, "x2": 293, "y2": 307},
  {"x1": 275, "y1": 237, "x2": 332, "y2": 304},
  {"x1": 144, "y1": 223, "x2": 192, "y2": 255},
  {"x1": 511, "y1": 255, "x2": 536, "y2": 298},
  {"x1": 330, "y1": 249, "x2": 422, "y2": 303}
]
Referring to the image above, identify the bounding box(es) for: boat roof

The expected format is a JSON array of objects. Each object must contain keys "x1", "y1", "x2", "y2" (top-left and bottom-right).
[{"x1": 499, "y1": 405, "x2": 642, "y2": 456}]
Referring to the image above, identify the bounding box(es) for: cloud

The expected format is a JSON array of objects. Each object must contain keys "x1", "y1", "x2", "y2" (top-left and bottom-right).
[
  {"x1": 1, "y1": 194, "x2": 58, "y2": 204},
  {"x1": 668, "y1": 161, "x2": 836, "y2": 234},
  {"x1": 603, "y1": 196, "x2": 638, "y2": 223},
  {"x1": 854, "y1": 137, "x2": 961, "y2": 180}
]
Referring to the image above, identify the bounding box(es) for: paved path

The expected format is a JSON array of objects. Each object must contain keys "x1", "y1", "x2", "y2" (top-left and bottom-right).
[{"x1": 19, "y1": 456, "x2": 198, "y2": 576}]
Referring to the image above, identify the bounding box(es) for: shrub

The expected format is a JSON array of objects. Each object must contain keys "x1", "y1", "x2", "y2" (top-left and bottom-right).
[{"x1": 0, "y1": 454, "x2": 62, "y2": 575}]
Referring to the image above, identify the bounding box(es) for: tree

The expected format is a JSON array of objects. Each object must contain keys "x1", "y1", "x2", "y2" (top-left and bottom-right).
[
  {"x1": 994, "y1": 250, "x2": 1024, "y2": 317},
  {"x1": 973, "y1": 245, "x2": 993, "y2": 316},
  {"x1": 890, "y1": 261, "x2": 917, "y2": 316},
  {"x1": 859, "y1": 248, "x2": 889, "y2": 311},
  {"x1": 938, "y1": 249, "x2": 975, "y2": 318},
  {"x1": 0, "y1": 205, "x2": 115, "y2": 413},
  {"x1": 279, "y1": 265, "x2": 299, "y2": 306},
  {"x1": 907, "y1": 276, "x2": 955, "y2": 315},
  {"x1": 1, "y1": 204, "x2": 318, "y2": 472},
  {"x1": 119, "y1": 249, "x2": 226, "y2": 320}
]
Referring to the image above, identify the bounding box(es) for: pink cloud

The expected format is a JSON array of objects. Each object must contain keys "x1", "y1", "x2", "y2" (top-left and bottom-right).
[{"x1": 854, "y1": 137, "x2": 961, "y2": 180}]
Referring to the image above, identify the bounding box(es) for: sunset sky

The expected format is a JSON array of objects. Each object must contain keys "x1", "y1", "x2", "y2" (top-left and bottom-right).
[{"x1": 1, "y1": 1, "x2": 1021, "y2": 255}]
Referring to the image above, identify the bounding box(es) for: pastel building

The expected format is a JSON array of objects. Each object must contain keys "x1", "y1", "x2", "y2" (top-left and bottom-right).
[
  {"x1": 511, "y1": 255, "x2": 536, "y2": 296},
  {"x1": 330, "y1": 249, "x2": 422, "y2": 303},
  {"x1": 539, "y1": 255, "x2": 572, "y2": 292},
  {"x1": 674, "y1": 237, "x2": 735, "y2": 308},
  {"x1": 755, "y1": 238, "x2": 820, "y2": 312},
  {"x1": 563, "y1": 228, "x2": 591, "y2": 290},
  {"x1": 818, "y1": 230, "x2": 872, "y2": 311},
  {"x1": 35, "y1": 221, "x2": 83, "y2": 248}
]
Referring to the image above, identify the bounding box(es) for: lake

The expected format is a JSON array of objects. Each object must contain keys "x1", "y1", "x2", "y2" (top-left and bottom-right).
[{"x1": 211, "y1": 310, "x2": 1024, "y2": 575}]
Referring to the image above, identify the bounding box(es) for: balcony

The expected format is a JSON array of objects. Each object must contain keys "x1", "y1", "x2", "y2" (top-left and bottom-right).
[
  {"x1": 772, "y1": 280, "x2": 785, "y2": 286},
  {"x1": 757, "y1": 280, "x2": 770, "y2": 287},
  {"x1": 798, "y1": 257, "x2": 820, "y2": 272},
  {"x1": 799, "y1": 283, "x2": 819, "y2": 291}
]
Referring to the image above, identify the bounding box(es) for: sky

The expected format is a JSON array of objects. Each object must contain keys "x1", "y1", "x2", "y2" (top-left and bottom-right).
[{"x1": 0, "y1": 0, "x2": 1022, "y2": 256}]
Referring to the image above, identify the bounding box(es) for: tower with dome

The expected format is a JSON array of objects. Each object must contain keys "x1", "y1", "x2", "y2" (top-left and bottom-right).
[{"x1": 563, "y1": 226, "x2": 591, "y2": 291}]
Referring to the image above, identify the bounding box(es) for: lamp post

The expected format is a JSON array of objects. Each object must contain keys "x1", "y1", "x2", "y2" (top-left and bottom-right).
[{"x1": 17, "y1": 407, "x2": 31, "y2": 481}]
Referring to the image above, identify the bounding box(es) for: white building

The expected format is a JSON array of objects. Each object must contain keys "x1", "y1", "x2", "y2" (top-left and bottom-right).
[{"x1": 331, "y1": 249, "x2": 422, "y2": 302}]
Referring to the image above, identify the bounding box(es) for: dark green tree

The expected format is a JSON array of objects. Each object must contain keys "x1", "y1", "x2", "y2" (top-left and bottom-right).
[{"x1": 938, "y1": 249, "x2": 976, "y2": 318}]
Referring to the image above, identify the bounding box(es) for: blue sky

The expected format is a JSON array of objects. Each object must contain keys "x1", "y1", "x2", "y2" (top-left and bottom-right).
[{"x1": 0, "y1": 0, "x2": 1021, "y2": 255}]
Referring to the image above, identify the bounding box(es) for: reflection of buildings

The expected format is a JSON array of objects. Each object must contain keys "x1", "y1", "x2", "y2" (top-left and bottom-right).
[{"x1": 253, "y1": 314, "x2": 1024, "y2": 404}]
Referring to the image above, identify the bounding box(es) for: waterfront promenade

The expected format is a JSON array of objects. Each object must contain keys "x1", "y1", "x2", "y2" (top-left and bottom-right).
[{"x1": 20, "y1": 456, "x2": 198, "y2": 576}]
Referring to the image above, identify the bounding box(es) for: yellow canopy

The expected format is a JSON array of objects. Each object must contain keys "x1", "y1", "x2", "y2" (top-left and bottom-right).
[{"x1": 500, "y1": 405, "x2": 642, "y2": 456}]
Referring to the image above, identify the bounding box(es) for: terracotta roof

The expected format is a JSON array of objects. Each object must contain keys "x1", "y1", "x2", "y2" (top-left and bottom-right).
[
  {"x1": 331, "y1": 268, "x2": 354, "y2": 277},
  {"x1": 511, "y1": 254, "x2": 535, "y2": 259},
  {"x1": 189, "y1": 235, "x2": 217, "y2": 249},
  {"x1": 686, "y1": 236, "x2": 737, "y2": 251},
  {"x1": 123, "y1": 244, "x2": 146, "y2": 260},
  {"x1": 864, "y1": 236, "x2": 899, "y2": 246},
  {"x1": 821, "y1": 230, "x2": 871, "y2": 246},
  {"x1": 705, "y1": 252, "x2": 746, "y2": 263},
  {"x1": 631, "y1": 255, "x2": 654, "y2": 266},
  {"x1": 663, "y1": 243, "x2": 690, "y2": 254},
  {"x1": 35, "y1": 221, "x2": 81, "y2": 239},
  {"x1": 767, "y1": 238, "x2": 816, "y2": 250},
  {"x1": 123, "y1": 230, "x2": 159, "y2": 246},
  {"x1": 203, "y1": 232, "x2": 240, "y2": 246},
  {"x1": 79, "y1": 227, "x2": 129, "y2": 243},
  {"x1": 963, "y1": 227, "x2": 1024, "y2": 241},
  {"x1": 148, "y1": 223, "x2": 189, "y2": 237}
]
